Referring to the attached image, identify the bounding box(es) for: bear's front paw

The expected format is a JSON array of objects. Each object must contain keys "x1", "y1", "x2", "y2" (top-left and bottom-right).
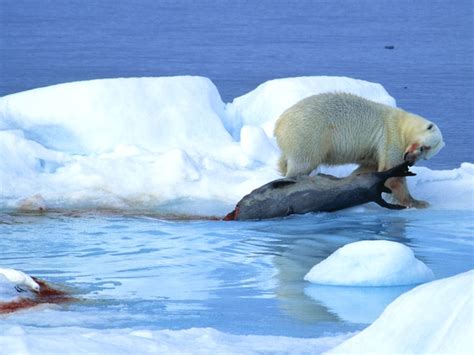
[{"x1": 409, "y1": 199, "x2": 430, "y2": 209}]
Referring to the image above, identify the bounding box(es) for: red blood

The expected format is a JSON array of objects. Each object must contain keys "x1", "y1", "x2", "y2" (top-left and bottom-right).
[
  {"x1": 0, "y1": 299, "x2": 37, "y2": 313},
  {"x1": 223, "y1": 207, "x2": 240, "y2": 221},
  {"x1": 0, "y1": 277, "x2": 75, "y2": 314},
  {"x1": 408, "y1": 143, "x2": 419, "y2": 152},
  {"x1": 223, "y1": 210, "x2": 236, "y2": 221}
]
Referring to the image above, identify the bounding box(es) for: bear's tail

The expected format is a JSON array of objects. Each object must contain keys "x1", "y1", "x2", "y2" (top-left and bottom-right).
[{"x1": 278, "y1": 156, "x2": 288, "y2": 176}]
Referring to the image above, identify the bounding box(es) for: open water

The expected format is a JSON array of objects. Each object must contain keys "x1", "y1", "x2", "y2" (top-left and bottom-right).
[{"x1": 0, "y1": 209, "x2": 473, "y2": 337}]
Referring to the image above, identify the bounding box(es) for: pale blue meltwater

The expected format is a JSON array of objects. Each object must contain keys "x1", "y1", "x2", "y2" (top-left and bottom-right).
[{"x1": 0, "y1": 209, "x2": 472, "y2": 337}]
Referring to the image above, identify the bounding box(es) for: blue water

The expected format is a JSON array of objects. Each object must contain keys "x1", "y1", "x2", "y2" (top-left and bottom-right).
[
  {"x1": 0, "y1": 0, "x2": 472, "y2": 169},
  {"x1": 1, "y1": 209, "x2": 473, "y2": 337}
]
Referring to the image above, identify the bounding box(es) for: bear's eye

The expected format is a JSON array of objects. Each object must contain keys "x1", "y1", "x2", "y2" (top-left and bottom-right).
[{"x1": 427, "y1": 124, "x2": 434, "y2": 130}]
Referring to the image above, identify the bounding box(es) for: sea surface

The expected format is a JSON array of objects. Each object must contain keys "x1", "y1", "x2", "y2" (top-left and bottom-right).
[{"x1": 0, "y1": 0, "x2": 472, "y2": 169}]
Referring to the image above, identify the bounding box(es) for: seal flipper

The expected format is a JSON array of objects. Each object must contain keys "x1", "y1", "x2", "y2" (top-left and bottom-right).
[
  {"x1": 375, "y1": 197, "x2": 406, "y2": 210},
  {"x1": 381, "y1": 186, "x2": 392, "y2": 194},
  {"x1": 373, "y1": 162, "x2": 416, "y2": 209},
  {"x1": 377, "y1": 161, "x2": 416, "y2": 181}
]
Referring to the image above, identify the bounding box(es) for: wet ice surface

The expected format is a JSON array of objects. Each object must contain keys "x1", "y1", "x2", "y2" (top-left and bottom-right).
[{"x1": 1, "y1": 207, "x2": 472, "y2": 337}]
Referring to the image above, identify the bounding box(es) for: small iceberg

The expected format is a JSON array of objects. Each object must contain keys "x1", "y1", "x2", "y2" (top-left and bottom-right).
[
  {"x1": 304, "y1": 240, "x2": 434, "y2": 286},
  {"x1": 329, "y1": 270, "x2": 474, "y2": 354},
  {"x1": 0, "y1": 268, "x2": 72, "y2": 314},
  {"x1": 304, "y1": 240, "x2": 434, "y2": 324},
  {"x1": 0, "y1": 268, "x2": 40, "y2": 296}
]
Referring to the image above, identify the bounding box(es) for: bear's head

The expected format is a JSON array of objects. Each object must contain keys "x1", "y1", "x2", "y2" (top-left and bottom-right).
[{"x1": 403, "y1": 115, "x2": 445, "y2": 164}]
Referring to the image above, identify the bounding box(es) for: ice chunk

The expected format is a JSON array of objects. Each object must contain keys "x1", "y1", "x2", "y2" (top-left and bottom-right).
[
  {"x1": 0, "y1": 268, "x2": 40, "y2": 294},
  {"x1": 17, "y1": 194, "x2": 47, "y2": 212},
  {"x1": 240, "y1": 125, "x2": 279, "y2": 164},
  {"x1": 329, "y1": 270, "x2": 474, "y2": 354},
  {"x1": 0, "y1": 275, "x2": 23, "y2": 303},
  {"x1": 305, "y1": 240, "x2": 434, "y2": 286},
  {"x1": 0, "y1": 269, "x2": 39, "y2": 305},
  {"x1": 0, "y1": 76, "x2": 232, "y2": 154},
  {"x1": 408, "y1": 164, "x2": 474, "y2": 210}
]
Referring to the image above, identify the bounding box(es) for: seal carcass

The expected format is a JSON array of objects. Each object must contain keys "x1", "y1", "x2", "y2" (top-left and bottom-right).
[{"x1": 224, "y1": 162, "x2": 415, "y2": 221}]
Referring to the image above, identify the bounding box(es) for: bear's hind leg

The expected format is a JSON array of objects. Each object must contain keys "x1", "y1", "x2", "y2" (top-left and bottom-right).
[
  {"x1": 285, "y1": 157, "x2": 317, "y2": 177},
  {"x1": 278, "y1": 155, "x2": 288, "y2": 176}
]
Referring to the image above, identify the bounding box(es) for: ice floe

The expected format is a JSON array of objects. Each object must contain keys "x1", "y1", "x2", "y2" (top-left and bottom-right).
[
  {"x1": 329, "y1": 270, "x2": 474, "y2": 354},
  {"x1": 0, "y1": 76, "x2": 472, "y2": 215},
  {"x1": 304, "y1": 240, "x2": 434, "y2": 286}
]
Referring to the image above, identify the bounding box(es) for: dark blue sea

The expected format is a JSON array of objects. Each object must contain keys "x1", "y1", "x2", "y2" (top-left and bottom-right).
[{"x1": 0, "y1": 0, "x2": 472, "y2": 168}]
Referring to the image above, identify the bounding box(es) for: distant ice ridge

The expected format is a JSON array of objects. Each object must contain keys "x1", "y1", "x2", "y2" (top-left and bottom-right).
[
  {"x1": 0, "y1": 76, "x2": 472, "y2": 214},
  {"x1": 329, "y1": 270, "x2": 474, "y2": 354}
]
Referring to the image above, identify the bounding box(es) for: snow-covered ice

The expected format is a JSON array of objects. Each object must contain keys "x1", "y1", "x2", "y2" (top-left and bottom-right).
[
  {"x1": 4, "y1": 75, "x2": 469, "y2": 215},
  {"x1": 304, "y1": 240, "x2": 434, "y2": 286},
  {"x1": 304, "y1": 240, "x2": 434, "y2": 324},
  {"x1": 0, "y1": 268, "x2": 40, "y2": 295},
  {"x1": 0, "y1": 326, "x2": 353, "y2": 355},
  {"x1": 0, "y1": 269, "x2": 40, "y2": 309},
  {"x1": 0, "y1": 275, "x2": 28, "y2": 303},
  {"x1": 329, "y1": 270, "x2": 474, "y2": 354},
  {"x1": 0, "y1": 77, "x2": 232, "y2": 154}
]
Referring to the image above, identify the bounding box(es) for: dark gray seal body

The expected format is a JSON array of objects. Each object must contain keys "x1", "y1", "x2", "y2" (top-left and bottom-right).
[{"x1": 224, "y1": 162, "x2": 415, "y2": 221}]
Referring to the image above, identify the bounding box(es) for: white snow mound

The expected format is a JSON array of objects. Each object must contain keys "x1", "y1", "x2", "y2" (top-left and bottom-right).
[
  {"x1": 329, "y1": 270, "x2": 474, "y2": 354},
  {"x1": 0, "y1": 268, "x2": 38, "y2": 303},
  {"x1": 305, "y1": 240, "x2": 434, "y2": 286},
  {"x1": 0, "y1": 326, "x2": 353, "y2": 355},
  {"x1": 0, "y1": 76, "x2": 232, "y2": 154}
]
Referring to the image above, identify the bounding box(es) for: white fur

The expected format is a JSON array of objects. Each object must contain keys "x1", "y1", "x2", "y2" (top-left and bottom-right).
[{"x1": 274, "y1": 92, "x2": 445, "y2": 207}]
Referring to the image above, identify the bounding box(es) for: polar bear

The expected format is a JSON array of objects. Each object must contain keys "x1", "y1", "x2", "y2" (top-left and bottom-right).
[{"x1": 274, "y1": 92, "x2": 445, "y2": 208}]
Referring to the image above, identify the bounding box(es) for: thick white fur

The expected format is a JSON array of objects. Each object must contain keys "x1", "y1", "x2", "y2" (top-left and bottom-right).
[{"x1": 274, "y1": 92, "x2": 445, "y2": 207}]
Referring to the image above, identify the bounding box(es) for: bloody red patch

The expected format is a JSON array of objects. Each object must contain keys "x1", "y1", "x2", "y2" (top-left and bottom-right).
[
  {"x1": 408, "y1": 143, "x2": 420, "y2": 152},
  {"x1": 0, "y1": 277, "x2": 75, "y2": 314},
  {"x1": 223, "y1": 206, "x2": 240, "y2": 221}
]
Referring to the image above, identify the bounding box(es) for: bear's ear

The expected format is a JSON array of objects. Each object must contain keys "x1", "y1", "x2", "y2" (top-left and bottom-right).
[{"x1": 427, "y1": 124, "x2": 434, "y2": 130}]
